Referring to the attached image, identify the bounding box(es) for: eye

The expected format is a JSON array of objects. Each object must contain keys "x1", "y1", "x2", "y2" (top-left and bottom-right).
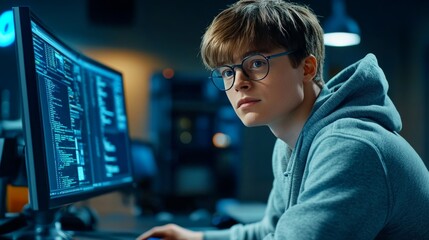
[
  {"x1": 252, "y1": 60, "x2": 265, "y2": 68},
  {"x1": 244, "y1": 56, "x2": 268, "y2": 71},
  {"x1": 221, "y1": 68, "x2": 234, "y2": 79}
]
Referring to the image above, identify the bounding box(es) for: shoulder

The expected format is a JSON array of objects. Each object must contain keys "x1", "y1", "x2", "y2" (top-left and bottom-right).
[
  {"x1": 312, "y1": 118, "x2": 393, "y2": 147},
  {"x1": 308, "y1": 118, "x2": 388, "y2": 172}
]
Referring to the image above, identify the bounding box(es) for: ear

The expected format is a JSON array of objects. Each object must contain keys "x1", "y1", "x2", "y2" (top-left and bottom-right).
[{"x1": 302, "y1": 54, "x2": 317, "y2": 83}]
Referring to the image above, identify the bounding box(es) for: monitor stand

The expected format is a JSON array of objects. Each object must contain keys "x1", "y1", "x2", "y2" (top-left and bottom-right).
[
  {"x1": 0, "y1": 137, "x2": 74, "y2": 239},
  {"x1": 8, "y1": 207, "x2": 72, "y2": 240}
]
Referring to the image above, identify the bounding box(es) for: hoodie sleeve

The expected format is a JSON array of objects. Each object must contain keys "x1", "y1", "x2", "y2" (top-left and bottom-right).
[{"x1": 270, "y1": 129, "x2": 391, "y2": 239}]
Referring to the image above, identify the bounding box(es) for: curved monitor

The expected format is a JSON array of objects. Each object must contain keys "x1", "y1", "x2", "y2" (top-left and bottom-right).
[{"x1": 13, "y1": 6, "x2": 133, "y2": 212}]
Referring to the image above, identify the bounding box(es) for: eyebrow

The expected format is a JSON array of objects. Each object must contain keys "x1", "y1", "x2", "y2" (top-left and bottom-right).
[
  {"x1": 241, "y1": 49, "x2": 268, "y2": 58},
  {"x1": 233, "y1": 49, "x2": 267, "y2": 64},
  {"x1": 218, "y1": 48, "x2": 270, "y2": 67}
]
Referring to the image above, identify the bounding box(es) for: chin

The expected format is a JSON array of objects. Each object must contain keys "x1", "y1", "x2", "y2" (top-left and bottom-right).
[
  {"x1": 240, "y1": 117, "x2": 265, "y2": 127},
  {"x1": 237, "y1": 112, "x2": 267, "y2": 127},
  {"x1": 243, "y1": 123, "x2": 263, "y2": 127}
]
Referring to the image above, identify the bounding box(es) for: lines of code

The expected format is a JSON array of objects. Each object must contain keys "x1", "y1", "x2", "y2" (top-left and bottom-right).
[{"x1": 31, "y1": 23, "x2": 132, "y2": 198}]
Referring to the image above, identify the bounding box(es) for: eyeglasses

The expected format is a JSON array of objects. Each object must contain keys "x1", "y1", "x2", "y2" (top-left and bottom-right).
[{"x1": 210, "y1": 50, "x2": 296, "y2": 91}]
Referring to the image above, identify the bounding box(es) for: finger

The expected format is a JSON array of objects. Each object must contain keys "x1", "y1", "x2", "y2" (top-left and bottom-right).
[
  {"x1": 136, "y1": 225, "x2": 171, "y2": 240},
  {"x1": 136, "y1": 229, "x2": 160, "y2": 240}
]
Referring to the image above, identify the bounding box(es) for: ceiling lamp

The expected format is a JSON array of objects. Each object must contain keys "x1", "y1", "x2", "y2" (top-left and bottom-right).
[{"x1": 323, "y1": 0, "x2": 361, "y2": 47}]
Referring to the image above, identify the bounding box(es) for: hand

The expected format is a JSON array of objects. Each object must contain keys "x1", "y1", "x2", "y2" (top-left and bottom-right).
[{"x1": 136, "y1": 223, "x2": 203, "y2": 240}]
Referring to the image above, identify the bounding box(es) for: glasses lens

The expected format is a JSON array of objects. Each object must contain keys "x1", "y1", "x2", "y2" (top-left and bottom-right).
[
  {"x1": 211, "y1": 66, "x2": 234, "y2": 91},
  {"x1": 242, "y1": 54, "x2": 269, "y2": 81}
]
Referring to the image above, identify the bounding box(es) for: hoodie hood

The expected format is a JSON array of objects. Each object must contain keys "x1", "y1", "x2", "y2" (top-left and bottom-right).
[
  {"x1": 287, "y1": 54, "x2": 402, "y2": 206},
  {"x1": 306, "y1": 53, "x2": 401, "y2": 139}
]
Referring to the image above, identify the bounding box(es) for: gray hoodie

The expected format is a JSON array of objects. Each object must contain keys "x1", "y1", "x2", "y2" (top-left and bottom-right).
[{"x1": 204, "y1": 54, "x2": 429, "y2": 240}]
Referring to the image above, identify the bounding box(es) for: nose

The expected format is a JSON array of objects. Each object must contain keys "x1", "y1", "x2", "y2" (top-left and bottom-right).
[{"x1": 233, "y1": 68, "x2": 251, "y2": 91}]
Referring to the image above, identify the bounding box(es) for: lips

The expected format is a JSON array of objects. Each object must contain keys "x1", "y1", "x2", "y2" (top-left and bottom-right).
[{"x1": 237, "y1": 97, "x2": 261, "y2": 109}]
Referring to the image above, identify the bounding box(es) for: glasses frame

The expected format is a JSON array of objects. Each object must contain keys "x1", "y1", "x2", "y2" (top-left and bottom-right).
[{"x1": 210, "y1": 49, "x2": 296, "y2": 91}]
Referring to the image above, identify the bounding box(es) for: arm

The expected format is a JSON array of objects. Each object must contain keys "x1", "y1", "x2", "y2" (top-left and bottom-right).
[
  {"x1": 135, "y1": 189, "x2": 284, "y2": 240},
  {"x1": 266, "y1": 134, "x2": 390, "y2": 239},
  {"x1": 138, "y1": 138, "x2": 294, "y2": 240}
]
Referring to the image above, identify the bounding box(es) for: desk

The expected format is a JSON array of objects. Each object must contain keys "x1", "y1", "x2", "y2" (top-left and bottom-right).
[
  {"x1": 73, "y1": 212, "x2": 215, "y2": 239},
  {"x1": 101, "y1": 212, "x2": 213, "y2": 230},
  {"x1": 0, "y1": 212, "x2": 215, "y2": 240}
]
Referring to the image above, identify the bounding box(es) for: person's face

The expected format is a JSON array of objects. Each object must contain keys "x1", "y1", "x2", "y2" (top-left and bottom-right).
[{"x1": 225, "y1": 48, "x2": 308, "y2": 128}]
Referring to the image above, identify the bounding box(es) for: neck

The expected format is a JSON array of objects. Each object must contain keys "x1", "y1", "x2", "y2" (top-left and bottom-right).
[{"x1": 269, "y1": 81, "x2": 321, "y2": 148}]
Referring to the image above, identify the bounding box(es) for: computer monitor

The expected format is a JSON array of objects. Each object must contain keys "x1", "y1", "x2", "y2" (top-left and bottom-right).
[{"x1": 12, "y1": 6, "x2": 133, "y2": 237}]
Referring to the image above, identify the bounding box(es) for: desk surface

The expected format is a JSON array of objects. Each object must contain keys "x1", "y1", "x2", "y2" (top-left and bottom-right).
[
  {"x1": 99, "y1": 212, "x2": 213, "y2": 230},
  {"x1": 73, "y1": 212, "x2": 215, "y2": 239},
  {"x1": 0, "y1": 212, "x2": 215, "y2": 240}
]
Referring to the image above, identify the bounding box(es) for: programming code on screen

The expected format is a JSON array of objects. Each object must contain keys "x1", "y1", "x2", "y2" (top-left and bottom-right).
[{"x1": 31, "y1": 21, "x2": 132, "y2": 198}]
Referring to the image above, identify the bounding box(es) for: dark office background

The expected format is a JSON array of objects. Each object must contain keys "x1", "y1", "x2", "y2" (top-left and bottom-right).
[{"x1": 1, "y1": 0, "x2": 429, "y2": 213}]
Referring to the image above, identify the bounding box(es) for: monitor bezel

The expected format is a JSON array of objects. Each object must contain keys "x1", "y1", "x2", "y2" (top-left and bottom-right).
[{"x1": 14, "y1": 6, "x2": 134, "y2": 211}]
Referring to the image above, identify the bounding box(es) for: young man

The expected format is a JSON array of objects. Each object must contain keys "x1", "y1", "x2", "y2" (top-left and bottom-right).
[{"x1": 138, "y1": 0, "x2": 429, "y2": 239}]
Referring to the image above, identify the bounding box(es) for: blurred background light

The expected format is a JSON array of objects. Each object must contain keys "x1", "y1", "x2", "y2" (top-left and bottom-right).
[
  {"x1": 212, "y1": 132, "x2": 231, "y2": 148},
  {"x1": 162, "y1": 68, "x2": 175, "y2": 79},
  {"x1": 323, "y1": 0, "x2": 360, "y2": 47},
  {"x1": 0, "y1": 10, "x2": 15, "y2": 47}
]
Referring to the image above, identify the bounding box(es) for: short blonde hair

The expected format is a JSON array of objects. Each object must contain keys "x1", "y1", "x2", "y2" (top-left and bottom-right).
[{"x1": 201, "y1": 0, "x2": 325, "y2": 85}]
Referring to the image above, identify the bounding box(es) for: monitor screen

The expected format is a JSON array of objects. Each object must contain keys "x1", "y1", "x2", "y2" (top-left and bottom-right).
[{"x1": 13, "y1": 6, "x2": 133, "y2": 211}]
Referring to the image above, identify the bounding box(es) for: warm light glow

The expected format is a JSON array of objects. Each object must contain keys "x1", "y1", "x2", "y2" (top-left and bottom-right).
[
  {"x1": 162, "y1": 68, "x2": 175, "y2": 79},
  {"x1": 82, "y1": 48, "x2": 163, "y2": 140},
  {"x1": 324, "y1": 32, "x2": 360, "y2": 47},
  {"x1": 212, "y1": 132, "x2": 231, "y2": 148}
]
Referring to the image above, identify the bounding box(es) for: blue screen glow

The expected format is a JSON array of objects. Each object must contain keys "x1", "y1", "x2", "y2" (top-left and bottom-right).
[{"x1": 0, "y1": 10, "x2": 15, "y2": 47}]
